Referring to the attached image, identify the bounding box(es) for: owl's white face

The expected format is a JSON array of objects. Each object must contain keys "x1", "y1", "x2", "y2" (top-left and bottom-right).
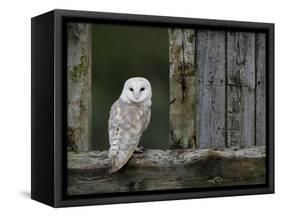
[{"x1": 120, "y1": 77, "x2": 152, "y2": 103}]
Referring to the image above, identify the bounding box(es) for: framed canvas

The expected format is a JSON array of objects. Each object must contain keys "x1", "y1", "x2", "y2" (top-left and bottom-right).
[{"x1": 31, "y1": 9, "x2": 274, "y2": 207}]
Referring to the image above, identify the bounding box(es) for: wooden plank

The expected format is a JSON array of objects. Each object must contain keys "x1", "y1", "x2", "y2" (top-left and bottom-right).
[
  {"x1": 227, "y1": 32, "x2": 255, "y2": 148},
  {"x1": 196, "y1": 30, "x2": 226, "y2": 148},
  {"x1": 67, "y1": 23, "x2": 92, "y2": 152},
  {"x1": 67, "y1": 147, "x2": 266, "y2": 195},
  {"x1": 256, "y1": 33, "x2": 266, "y2": 146},
  {"x1": 169, "y1": 28, "x2": 196, "y2": 148}
]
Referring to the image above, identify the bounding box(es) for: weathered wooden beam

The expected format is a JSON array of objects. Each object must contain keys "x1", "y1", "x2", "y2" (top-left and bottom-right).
[
  {"x1": 169, "y1": 28, "x2": 196, "y2": 149},
  {"x1": 196, "y1": 30, "x2": 226, "y2": 148},
  {"x1": 256, "y1": 33, "x2": 266, "y2": 147},
  {"x1": 67, "y1": 147, "x2": 266, "y2": 195},
  {"x1": 227, "y1": 32, "x2": 255, "y2": 148},
  {"x1": 67, "y1": 23, "x2": 92, "y2": 152}
]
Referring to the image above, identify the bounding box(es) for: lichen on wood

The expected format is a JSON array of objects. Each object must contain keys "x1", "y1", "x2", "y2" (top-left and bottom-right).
[
  {"x1": 67, "y1": 23, "x2": 92, "y2": 152},
  {"x1": 169, "y1": 29, "x2": 266, "y2": 150},
  {"x1": 67, "y1": 147, "x2": 266, "y2": 195},
  {"x1": 169, "y1": 28, "x2": 196, "y2": 149}
]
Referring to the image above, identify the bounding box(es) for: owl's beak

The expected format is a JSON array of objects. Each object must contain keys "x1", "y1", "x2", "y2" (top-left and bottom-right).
[{"x1": 134, "y1": 92, "x2": 140, "y2": 99}]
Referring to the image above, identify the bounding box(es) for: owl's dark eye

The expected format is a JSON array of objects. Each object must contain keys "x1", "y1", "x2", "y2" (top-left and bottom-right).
[
  {"x1": 140, "y1": 87, "x2": 145, "y2": 91},
  {"x1": 129, "y1": 88, "x2": 134, "y2": 92}
]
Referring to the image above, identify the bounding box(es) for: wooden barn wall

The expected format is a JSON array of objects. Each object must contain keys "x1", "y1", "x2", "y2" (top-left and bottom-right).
[{"x1": 169, "y1": 29, "x2": 266, "y2": 149}]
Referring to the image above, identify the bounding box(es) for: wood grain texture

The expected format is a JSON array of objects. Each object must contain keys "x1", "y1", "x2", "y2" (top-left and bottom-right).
[
  {"x1": 67, "y1": 147, "x2": 266, "y2": 195},
  {"x1": 227, "y1": 32, "x2": 255, "y2": 148},
  {"x1": 256, "y1": 33, "x2": 266, "y2": 146},
  {"x1": 169, "y1": 28, "x2": 196, "y2": 148},
  {"x1": 196, "y1": 30, "x2": 226, "y2": 148},
  {"x1": 67, "y1": 23, "x2": 92, "y2": 152}
]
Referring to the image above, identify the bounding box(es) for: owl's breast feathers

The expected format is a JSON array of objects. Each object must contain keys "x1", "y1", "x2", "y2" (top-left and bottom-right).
[{"x1": 108, "y1": 99, "x2": 151, "y2": 173}]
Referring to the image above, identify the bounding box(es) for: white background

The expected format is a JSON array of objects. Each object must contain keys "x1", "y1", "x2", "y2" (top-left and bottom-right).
[{"x1": 0, "y1": 0, "x2": 279, "y2": 216}]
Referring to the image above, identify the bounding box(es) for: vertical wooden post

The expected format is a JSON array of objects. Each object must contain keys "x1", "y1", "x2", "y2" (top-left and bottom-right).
[
  {"x1": 169, "y1": 28, "x2": 196, "y2": 149},
  {"x1": 67, "y1": 23, "x2": 92, "y2": 152},
  {"x1": 196, "y1": 30, "x2": 226, "y2": 148},
  {"x1": 227, "y1": 32, "x2": 255, "y2": 148},
  {"x1": 256, "y1": 33, "x2": 266, "y2": 147}
]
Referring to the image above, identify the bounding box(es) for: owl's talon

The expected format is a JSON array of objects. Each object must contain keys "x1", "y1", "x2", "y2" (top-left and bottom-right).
[{"x1": 135, "y1": 146, "x2": 145, "y2": 153}]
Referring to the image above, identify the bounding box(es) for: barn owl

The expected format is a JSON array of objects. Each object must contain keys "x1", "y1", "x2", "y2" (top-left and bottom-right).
[{"x1": 108, "y1": 77, "x2": 152, "y2": 173}]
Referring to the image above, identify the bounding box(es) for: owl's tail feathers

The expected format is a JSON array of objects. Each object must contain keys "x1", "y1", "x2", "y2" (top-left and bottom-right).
[
  {"x1": 109, "y1": 148, "x2": 135, "y2": 173},
  {"x1": 109, "y1": 157, "x2": 122, "y2": 173},
  {"x1": 109, "y1": 159, "x2": 120, "y2": 173},
  {"x1": 108, "y1": 145, "x2": 120, "y2": 173}
]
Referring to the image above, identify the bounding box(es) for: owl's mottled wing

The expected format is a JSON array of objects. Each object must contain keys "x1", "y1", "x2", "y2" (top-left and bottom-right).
[{"x1": 108, "y1": 100, "x2": 149, "y2": 173}]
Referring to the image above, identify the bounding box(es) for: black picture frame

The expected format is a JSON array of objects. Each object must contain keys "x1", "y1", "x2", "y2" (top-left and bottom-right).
[{"x1": 31, "y1": 9, "x2": 274, "y2": 207}]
